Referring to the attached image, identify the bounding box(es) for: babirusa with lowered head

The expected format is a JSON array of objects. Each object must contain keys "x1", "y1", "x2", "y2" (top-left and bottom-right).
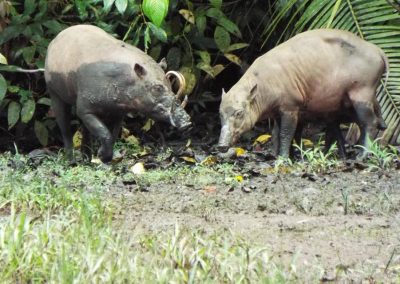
[
  {"x1": 218, "y1": 29, "x2": 388, "y2": 158},
  {"x1": 45, "y1": 24, "x2": 191, "y2": 163}
]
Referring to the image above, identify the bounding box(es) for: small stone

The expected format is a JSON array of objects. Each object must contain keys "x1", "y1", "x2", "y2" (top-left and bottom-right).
[{"x1": 241, "y1": 187, "x2": 252, "y2": 193}]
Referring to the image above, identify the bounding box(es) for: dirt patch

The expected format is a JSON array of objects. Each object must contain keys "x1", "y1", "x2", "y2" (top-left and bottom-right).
[{"x1": 109, "y1": 167, "x2": 400, "y2": 282}]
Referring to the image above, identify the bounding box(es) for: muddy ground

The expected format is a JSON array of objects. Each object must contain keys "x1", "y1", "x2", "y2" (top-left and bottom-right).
[
  {"x1": 108, "y1": 159, "x2": 400, "y2": 282},
  {"x1": 6, "y1": 115, "x2": 400, "y2": 282}
]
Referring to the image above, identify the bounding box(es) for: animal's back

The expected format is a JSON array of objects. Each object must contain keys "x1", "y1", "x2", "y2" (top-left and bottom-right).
[
  {"x1": 45, "y1": 25, "x2": 154, "y2": 74},
  {"x1": 249, "y1": 29, "x2": 385, "y2": 113},
  {"x1": 44, "y1": 25, "x2": 165, "y2": 104}
]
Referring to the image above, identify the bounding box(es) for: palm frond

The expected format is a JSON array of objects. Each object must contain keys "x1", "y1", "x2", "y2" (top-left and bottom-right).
[{"x1": 262, "y1": 0, "x2": 400, "y2": 144}]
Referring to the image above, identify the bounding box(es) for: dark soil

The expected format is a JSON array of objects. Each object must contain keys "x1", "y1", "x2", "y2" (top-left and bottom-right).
[{"x1": 109, "y1": 161, "x2": 400, "y2": 282}]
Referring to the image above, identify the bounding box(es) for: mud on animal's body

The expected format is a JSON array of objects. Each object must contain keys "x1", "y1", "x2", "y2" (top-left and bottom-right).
[
  {"x1": 45, "y1": 24, "x2": 191, "y2": 163},
  {"x1": 218, "y1": 29, "x2": 388, "y2": 158}
]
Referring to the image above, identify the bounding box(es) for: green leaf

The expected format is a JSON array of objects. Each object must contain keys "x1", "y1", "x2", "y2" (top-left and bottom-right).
[
  {"x1": 197, "y1": 51, "x2": 211, "y2": 65},
  {"x1": 37, "y1": 97, "x2": 51, "y2": 106},
  {"x1": 144, "y1": 25, "x2": 151, "y2": 52},
  {"x1": 43, "y1": 20, "x2": 64, "y2": 34},
  {"x1": 149, "y1": 45, "x2": 162, "y2": 61},
  {"x1": 21, "y1": 99, "x2": 36, "y2": 123},
  {"x1": 35, "y1": 120, "x2": 48, "y2": 146},
  {"x1": 0, "y1": 25, "x2": 25, "y2": 45},
  {"x1": 179, "y1": 9, "x2": 195, "y2": 24},
  {"x1": 224, "y1": 43, "x2": 249, "y2": 52},
  {"x1": 30, "y1": 23, "x2": 44, "y2": 37},
  {"x1": 142, "y1": 0, "x2": 169, "y2": 27},
  {"x1": 7, "y1": 85, "x2": 19, "y2": 93},
  {"x1": 37, "y1": 0, "x2": 48, "y2": 17},
  {"x1": 24, "y1": 0, "x2": 37, "y2": 16},
  {"x1": 19, "y1": 89, "x2": 32, "y2": 101},
  {"x1": 206, "y1": 8, "x2": 241, "y2": 38},
  {"x1": 196, "y1": 15, "x2": 207, "y2": 34},
  {"x1": 61, "y1": 3, "x2": 74, "y2": 14},
  {"x1": 212, "y1": 64, "x2": 225, "y2": 77},
  {"x1": 206, "y1": 7, "x2": 224, "y2": 19},
  {"x1": 0, "y1": 65, "x2": 20, "y2": 72},
  {"x1": 22, "y1": 46, "x2": 36, "y2": 64},
  {"x1": 209, "y1": 0, "x2": 222, "y2": 9},
  {"x1": 214, "y1": 26, "x2": 231, "y2": 51},
  {"x1": 0, "y1": 74, "x2": 7, "y2": 103},
  {"x1": 197, "y1": 62, "x2": 215, "y2": 77},
  {"x1": 197, "y1": 63, "x2": 224, "y2": 78},
  {"x1": 103, "y1": 0, "x2": 115, "y2": 10},
  {"x1": 115, "y1": 0, "x2": 128, "y2": 14},
  {"x1": 8, "y1": 101, "x2": 20, "y2": 129},
  {"x1": 179, "y1": 67, "x2": 197, "y2": 95},
  {"x1": 75, "y1": 0, "x2": 88, "y2": 19},
  {"x1": 166, "y1": 47, "x2": 181, "y2": 70},
  {"x1": 217, "y1": 17, "x2": 242, "y2": 38},
  {"x1": 132, "y1": 24, "x2": 143, "y2": 46},
  {"x1": 0, "y1": 53, "x2": 7, "y2": 64},
  {"x1": 326, "y1": 0, "x2": 342, "y2": 28},
  {"x1": 147, "y1": 22, "x2": 168, "y2": 42},
  {"x1": 224, "y1": 53, "x2": 242, "y2": 66}
]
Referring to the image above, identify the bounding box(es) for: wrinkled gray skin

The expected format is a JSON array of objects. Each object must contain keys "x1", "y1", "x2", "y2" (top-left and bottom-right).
[
  {"x1": 218, "y1": 29, "x2": 388, "y2": 158},
  {"x1": 45, "y1": 25, "x2": 191, "y2": 163}
]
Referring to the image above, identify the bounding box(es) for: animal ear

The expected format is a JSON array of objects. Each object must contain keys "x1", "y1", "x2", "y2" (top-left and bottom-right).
[
  {"x1": 222, "y1": 88, "x2": 227, "y2": 96},
  {"x1": 248, "y1": 84, "x2": 258, "y2": 103},
  {"x1": 134, "y1": 63, "x2": 147, "y2": 79},
  {"x1": 158, "y1": 58, "x2": 167, "y2": 71}
]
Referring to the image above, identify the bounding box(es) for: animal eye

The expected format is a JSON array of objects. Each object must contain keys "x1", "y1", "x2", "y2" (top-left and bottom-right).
[
  {"x1": 234, "y1": 110, "x2": 244, "y2": 118},
  {"x1": 154, "y1": 104, "x2": 167, "y2": 113},
  {"x1": 152, "y1": 84, "x2": 165, "y2": 92}
]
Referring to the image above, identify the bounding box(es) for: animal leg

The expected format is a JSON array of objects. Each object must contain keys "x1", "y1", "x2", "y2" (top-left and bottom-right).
[
  {"x1": 271, "y1": 118, "x2": 280, "y2": 156},
  {"x1": 106, "y1": 117, "x2": 124, "y2": 146},
  {"x1": 354, "y1": 107, "x2": 375, "y2": 148},
  {"x1": 353, "y1": 96, "x2": 378, "y2": 155},
  {"x1": 373, "y1": 97, "x2": 387, "y2": 130},
  {"x1": 278, "y1": 111, "x2": 299, "y2": 158},
  {"x1": 291, "y1": 122, "x2": 304, "y2": 158},
  {"x1": 77, "y1": 111, "x2": 114, "y2": 163},
  {"x1": 81, "y1": 125, "x2": 93, "y2": 161},
  {"x1": 325, "y1": 123, "x2": 347, "y2": 158},
  {"x1": 50, "y1": 92, "x2": 73, "y2": 160}
]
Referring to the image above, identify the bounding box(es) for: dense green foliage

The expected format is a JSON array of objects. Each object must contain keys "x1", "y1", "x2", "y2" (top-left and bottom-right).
[
  {"x1": 0, "y1": 0, "x2": 268, "y2": 148},
  {"x1": 0, "y1": 0, "x2": 399, "y2": 148}
]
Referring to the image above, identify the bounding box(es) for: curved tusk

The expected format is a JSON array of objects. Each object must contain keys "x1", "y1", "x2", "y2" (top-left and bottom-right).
[
  {"x1": 180, "y1": 95, "x2": 189, "y2": 108},
  {"x1": 165, "y1": 71, "x2": 186, "y2": 100}
]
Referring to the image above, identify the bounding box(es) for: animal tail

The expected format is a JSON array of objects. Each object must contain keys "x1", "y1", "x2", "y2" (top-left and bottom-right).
[
  {"x1": 16, "y1": 68, "x2": 45, "y2": 73},
  {"x1": 379, "y1": 49, "x2": 390, "y2": 90},
  {"x1": 375, "y1": 48, "x2": 389, "y2": 130}
]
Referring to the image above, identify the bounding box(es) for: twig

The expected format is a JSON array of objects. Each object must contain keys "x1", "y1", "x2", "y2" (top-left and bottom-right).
[{"x1": 384, "y1": 248, "x2": 397, "y2": 273}]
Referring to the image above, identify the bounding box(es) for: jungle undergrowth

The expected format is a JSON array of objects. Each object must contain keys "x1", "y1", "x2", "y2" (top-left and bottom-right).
[
  {"x1": 0, "y1": 141, "x2": 398, "y2": 283},
  {"x1": 356, "y1": 138, "x2": 399, "y2": 170},
  {"x1": 0, "y1": 152, "x2": 299, "y2": 283}
]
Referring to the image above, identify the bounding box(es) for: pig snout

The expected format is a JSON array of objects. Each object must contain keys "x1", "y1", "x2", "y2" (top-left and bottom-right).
[
  {"x1": 169, "y1": 104, "x2": 192, "y2": 131},
  {"x1": 172, "y1": 115, "x2": 192, "y2": 131},
  {"x1": 150, "y1": 98, "x2": 191, "y2": 129},
  {"x1": 218, "y1": 125, "x2": 233, "y2": 152}
]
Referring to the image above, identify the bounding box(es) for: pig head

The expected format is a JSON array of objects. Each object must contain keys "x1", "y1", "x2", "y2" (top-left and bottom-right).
[
  {"x1": 218, "y1": 83, "x2": 260, "y2": 152},
  {"x1": 118, "y1": 63, "x2": 190, "y2": 130}
]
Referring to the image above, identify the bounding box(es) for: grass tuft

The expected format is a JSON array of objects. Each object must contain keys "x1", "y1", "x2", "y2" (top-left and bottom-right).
[{"x1": 0, "y1": 152, "x2": 299, "y2": 283}]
